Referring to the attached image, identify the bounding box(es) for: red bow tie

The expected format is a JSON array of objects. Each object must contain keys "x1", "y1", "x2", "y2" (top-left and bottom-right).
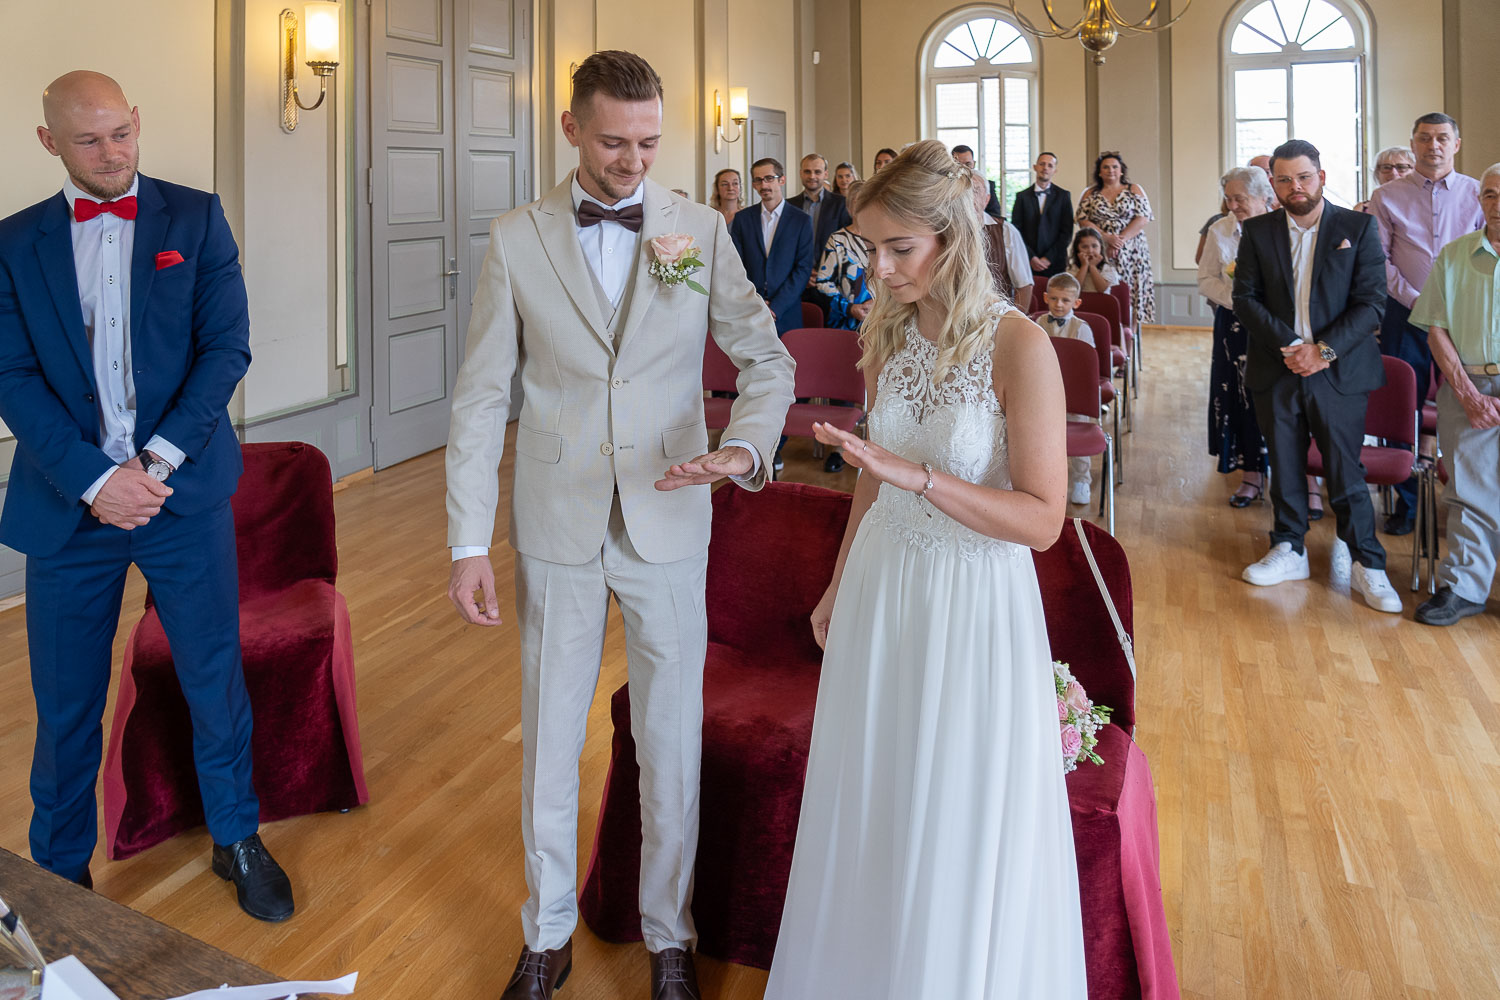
[{"x1": 73, "y1": 196, "x2": 138, "y2": 222}]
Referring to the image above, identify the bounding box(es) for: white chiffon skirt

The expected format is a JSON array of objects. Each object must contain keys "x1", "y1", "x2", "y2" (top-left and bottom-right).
[{"x1": 763, "y1": 520, "x2": 1088, "y2": 999}]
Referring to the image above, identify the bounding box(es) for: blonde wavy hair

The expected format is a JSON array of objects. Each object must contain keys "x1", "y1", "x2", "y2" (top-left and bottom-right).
[{"x1": 853, "y1": 139, "x2": 1002, "y2": 382}]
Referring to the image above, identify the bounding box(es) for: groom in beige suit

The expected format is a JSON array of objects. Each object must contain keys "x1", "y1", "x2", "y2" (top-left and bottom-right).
[{"x1": 445, "y1": 51, "x2": 794, "y2": 1000}]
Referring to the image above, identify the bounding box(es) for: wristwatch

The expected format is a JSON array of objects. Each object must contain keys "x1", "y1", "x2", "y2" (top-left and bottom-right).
[
  {"x1": 1316, "y1": 341, "x2": 1337, "y2": 363},
  {"x1": 143, "y1": 450, "x2": 174, "y2": 482}
]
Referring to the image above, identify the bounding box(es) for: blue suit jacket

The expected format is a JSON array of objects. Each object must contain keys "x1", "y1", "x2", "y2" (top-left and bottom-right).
[
  {"x1": 729, "y1": 202, "x2": 816, "y2": 334},
  {"x1": 0, "y1": 174, "x2": 251, "y2": 558}
]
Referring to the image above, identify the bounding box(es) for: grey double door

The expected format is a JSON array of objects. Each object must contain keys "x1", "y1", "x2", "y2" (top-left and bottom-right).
[{"x1": 370, "y1": 0, "x2": 531, "y2": 469}]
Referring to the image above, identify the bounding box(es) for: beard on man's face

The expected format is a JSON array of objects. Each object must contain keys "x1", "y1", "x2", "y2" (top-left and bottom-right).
[
  {"x1": 69, "y1": 149, "x2": 140, "y2": 201},
  {"x1": 1282, "y1": 189, "x2": 1322, "y2": 217}
]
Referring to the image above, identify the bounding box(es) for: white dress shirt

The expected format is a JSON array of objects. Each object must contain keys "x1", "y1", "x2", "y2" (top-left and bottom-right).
[
  {"x1": 760, "y1": 199, "x2": 786, "y2": 252},
  {"x1": 1287, "y1": 211, "x2": 1320, "y2": 344},
  {"x1": 65, "y1": 175, "x2": 185, "y2": 505},
  {"x1": 1034, "y1": 183, "x2": 1051, "y2": 215}
]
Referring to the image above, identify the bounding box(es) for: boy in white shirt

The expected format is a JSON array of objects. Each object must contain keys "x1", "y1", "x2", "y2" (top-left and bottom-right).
[{"x1": 1040, "y1": 273, "x2": 1099, "y2": 505}]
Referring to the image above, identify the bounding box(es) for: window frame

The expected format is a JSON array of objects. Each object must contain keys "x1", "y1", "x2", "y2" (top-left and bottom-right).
[
  {"x1": 919, "y1": 6, "x2": 1040, "y2": 216},
  {"x1": 1221, "y1": 0, "x2": 1372, "y2": 203}
]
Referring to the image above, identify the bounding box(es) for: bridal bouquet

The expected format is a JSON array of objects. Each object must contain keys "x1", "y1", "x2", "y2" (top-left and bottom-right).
[
  {"x1": 648, "y1": 234, "x2": 708, "y2": 295},
  {"x1": 1055, "y1": 661, "x2": 1112, "y2": 773}
]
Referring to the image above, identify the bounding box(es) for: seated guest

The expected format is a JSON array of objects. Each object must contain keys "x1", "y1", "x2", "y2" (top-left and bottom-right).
[
  {"x1": 812, "y1": 182, "x2": 872, "y2": 333},
  {"x1": 1410, "y1": 164, "x2": 1500, "y2": 626},
  {"x1": 1353, "y1": 146, "x2": 1416, "y2": 214},
  {"x1": 1067, "y1": 227, "x2": 1121, "y2": 292},
  {"x1": 1039, "y1": 273, "x2": 1098, "y2": 506},
  {"x1": 967, "y1": 168, "x2": 1032, "y2": 312},
  {"x1": 1011, "y1": 152, "x2": 1073, "y2": 277},
  {"x1": 872, "y1": 147, "x2": 897, "y2": 173},
  {"x1": 711, "y1": 167, "x2": 743, "y2": 228},
  {"x1": 952, "y1": 144, "x2": 1002, "y2": 219},
  {"x1": 832, "y1": 161, "x2": 859, "y2": 199},
  {"x1": 731, "y1": 157, "x2": 815, "y2": 335}
]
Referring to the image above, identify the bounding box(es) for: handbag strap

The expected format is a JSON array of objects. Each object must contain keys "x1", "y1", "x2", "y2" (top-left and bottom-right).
[{"x1": 1073, "y1": 517, "x2": 1136, "y2": 678}]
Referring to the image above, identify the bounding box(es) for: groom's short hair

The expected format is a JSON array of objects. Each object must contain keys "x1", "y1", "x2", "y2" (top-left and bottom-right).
[{"x1": 571, "y1": 50, "x2": 664, "y2": 117}]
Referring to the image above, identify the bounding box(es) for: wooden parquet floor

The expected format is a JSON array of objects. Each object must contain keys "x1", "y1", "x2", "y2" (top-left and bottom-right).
[{"x1": 1, "y1": 325, "x2": 1497, "y2": 999}]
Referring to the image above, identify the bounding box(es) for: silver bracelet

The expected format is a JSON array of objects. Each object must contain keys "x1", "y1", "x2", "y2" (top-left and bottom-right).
[{"x1": 915, "y1": 462, "x2": 934, "y2": 500}]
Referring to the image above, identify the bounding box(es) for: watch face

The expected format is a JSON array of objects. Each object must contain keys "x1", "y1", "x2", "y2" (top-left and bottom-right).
[{"x1": 147, "y1": 462, "x2": 171, "y2": 482}]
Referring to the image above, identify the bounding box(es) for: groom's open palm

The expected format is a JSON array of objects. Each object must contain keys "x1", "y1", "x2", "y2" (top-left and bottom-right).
[{"x1": 654, "y1": 445, "x2": 753, "y2": 491}]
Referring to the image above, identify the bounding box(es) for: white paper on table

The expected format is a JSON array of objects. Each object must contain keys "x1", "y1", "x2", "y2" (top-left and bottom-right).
[
  {"x1": 163, "y1": 973, "x2": 357, "y2": 1000},
  {"x1": 40, "y1": 956, "x2": 120, "y2": 1000}
]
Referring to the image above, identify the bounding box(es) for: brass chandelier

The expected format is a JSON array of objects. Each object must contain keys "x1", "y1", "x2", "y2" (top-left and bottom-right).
[{"x1": 1005, "y1": 0, "x2": 1193, "y2": 64}]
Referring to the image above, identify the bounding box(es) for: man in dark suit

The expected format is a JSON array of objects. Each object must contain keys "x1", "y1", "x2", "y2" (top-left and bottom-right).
[
  {"x1": 1232, "y1": 139, "x2": 1401, "y2": 614},
  {"x1": 1012, "y1": 152, "x2": 1074, "y2": 278},
  {"x1": 787, "y1": 153, "x2": 852, "y2": 324},
  {"x1": 952, "y1": 145, "x2": 1002, "y2": 220},
  {"x1": 729, "y1": 157, "x2": 815, "y2": 335},
  {"x1": 0, "y1": 71, "x2": 294, "y2": 919}
]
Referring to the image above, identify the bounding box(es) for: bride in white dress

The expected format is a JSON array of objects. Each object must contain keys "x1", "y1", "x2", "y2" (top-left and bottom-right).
[{"x1": 763, "y1": 140, "x2": 1087, "y2": 999}]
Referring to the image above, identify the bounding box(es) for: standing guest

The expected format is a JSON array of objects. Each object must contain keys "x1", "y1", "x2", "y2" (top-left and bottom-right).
[
  {"x1": 445, "y1": 51, "x2": 794, "y2": 1000},
  {"x1": 872, "y1": 147, "x2": 897, "y2": 173},
  {"x1": 813, "y1": 181, "x2": 873, "y2": 333},
  {"x1": 1012, "y1": 152, "x2": 1073, "y2": 278},
  {"x1": 1075, "y1": 151, "x2": 1156, "y2": 326},
  {"x1": 710, "y1": 167, "x2": 743, "y2": 228},
  {"x1": 0, "y1": 71, "x2": 294, "y2": 919},
  {"x1": 968, "y1": 168, "x2": 1032, "y2": 312},
  {"x1": 1369, "y1": 112, "x2": 1485, "y2": 535},
  {"x1": 1198, "y1": 165, "x2": 1276, "y2": 508},
  {"x1": 1248, "y1": 154, "x2": 1281, "y2": 209},
  {"x1": 789, "y1": 153, "x2": 853, "y2": 319},
  {"x1": 670, "y1": 188, "x2": 690, "y2": 199},
  {"x1": 832, "y1": 161, "x2": 859, "y2": 199},
  {"x1": 1352, "y1": 146, "x2": 1416, "y2": 214},
  {"x1": 1233, "y1": 139, "x2": 1400, "y2": 614},
  {"x1": 952, "y1": 144, "x2": 1002, "y2": 219},
  {"x1": 1409, "y1": 164, "x2": 1500, "y2": 626},
  {"x1": 730, "y1": 157, "x2": 816, "y2": 335},
  {"x1": 1039, "y1": 272, "x2": 1100, "y2": 506},
  {"x1": 1067, "y1": 227, "x2": 1121, "y2": 292}
]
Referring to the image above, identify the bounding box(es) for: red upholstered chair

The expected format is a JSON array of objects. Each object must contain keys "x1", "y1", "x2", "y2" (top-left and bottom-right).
[
  {"x1": 779, "y1": 328, "x2": 866, "y2": 440},
  {"x1": 1052, "y1": 335, "x2": 1116, "y2": 534},
  {"x1": 702, "y1": 334, "x2": 740, "y2": 432},
  {"x1": 1110, "y1": 281, "x2": 1139, "y2": 376},
  {"x1": 1032, "y1": 275, "x2": 1050, "y2": 304},
  {"x1": 579, "y1": 481, "x2": 853, "y2": 967},
  {"x1": 579, "y1": 491, "x2": 1180, "y2": 999},
  {"x1": 800, "y1": 300, "x2": 825, "y2": 330},
  {"x1": 102, "y1": 442, "x2": 368, "y2": 859},
  {"x1": 1034, "y1": 309, "x2": 1123, "y2": 486},
  {"x1": 1080, "y1": 291, "x2": 1135, "y2": 420}
]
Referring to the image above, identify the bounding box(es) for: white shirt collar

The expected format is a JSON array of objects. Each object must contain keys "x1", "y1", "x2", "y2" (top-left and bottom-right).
[
  {"x1": 1286, "y1": 209, "x2": 1320, "y2": 235},
  {"x1": 64, "y1": 173, "x2": 140, "y2": 220},
  {"x1": 762, "y1": 199, "x2": 785, "y2": 221},
  {"x1": 1034, "y1": 182, "x2": 1052, "y2": 193},
  {"x1": 571, "y1": 173, "x2": 644, "y2": 214}
]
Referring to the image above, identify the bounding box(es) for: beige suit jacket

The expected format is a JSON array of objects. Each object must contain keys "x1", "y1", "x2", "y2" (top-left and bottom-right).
[{"x1": 446, "y1": 173, "x2": 796, "y2": 565}]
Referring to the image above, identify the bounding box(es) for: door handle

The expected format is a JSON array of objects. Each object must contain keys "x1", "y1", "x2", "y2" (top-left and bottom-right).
[{"x1": 445, "y1": 257, "x2": 462, "y2": 299}]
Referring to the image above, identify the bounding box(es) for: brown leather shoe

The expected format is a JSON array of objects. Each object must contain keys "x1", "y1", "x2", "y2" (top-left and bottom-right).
[
  {"x1": 649, "y1": 948, "x2": 701, "y2": 1000},
  {"x1": 500, "y1": 939, "x2": 572, "y2": 999}
]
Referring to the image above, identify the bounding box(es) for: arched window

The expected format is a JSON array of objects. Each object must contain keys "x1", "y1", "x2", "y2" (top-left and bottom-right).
[
  {"x1": 922, "y1": 8, "x2": 1039, "y2": 216},
  {"x1": 1225, "y1": 0, "x2": 1368, "y2": 206}
]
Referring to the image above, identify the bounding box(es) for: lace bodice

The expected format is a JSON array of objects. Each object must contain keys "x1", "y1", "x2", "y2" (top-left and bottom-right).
[{"x1": 863, "y1": 313, "x2": 1022, "y2": 560}]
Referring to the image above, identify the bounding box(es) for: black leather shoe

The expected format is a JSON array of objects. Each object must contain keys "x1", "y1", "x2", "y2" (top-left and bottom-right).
[
  {"x1": 73, "y1": 868, "x2": 92, "y2": 891},
  {"x1": 501, "y1": 940, "x2": 572, "y2": 999},
  {"x1": 1383, "y1": 514, "x2": 1414, "y2": 536},
  {"x1": 1414, "y1": 586, "x2": 1486, "y2": 626},
  {"x1": 211, "y1": 833, "x2": 294, "y2": 922},
  {"x1": 823, "y1": 451, "x2": 845, "y2": 473},
  {"x1": 649, "y1": 948, "x2": 701, "y2": 1000}
]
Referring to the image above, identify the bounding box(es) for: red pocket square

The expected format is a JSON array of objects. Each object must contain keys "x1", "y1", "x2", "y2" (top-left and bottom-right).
[{"x1": 155, "y1": 250, "x2": 184, "y2": 270}]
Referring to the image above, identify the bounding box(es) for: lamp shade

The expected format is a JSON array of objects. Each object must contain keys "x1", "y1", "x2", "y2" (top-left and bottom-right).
[
  {"x1": 729, "y1": 87, "x2": 749, "y2": 122},
  {"x1": 304, "y1": 1, "x2": 341, "y2": 65}
]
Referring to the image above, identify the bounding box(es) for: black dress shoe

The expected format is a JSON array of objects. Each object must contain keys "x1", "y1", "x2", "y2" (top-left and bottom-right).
[
  {"x1": 1383, "y1": 514, "x2": 1414, "y2": 536},
  {"x1": 1415, "y1": 586, "x2": 1487, "y2": 626},
  {"x1": 501, "y1": 940, "x2": 572, "y2": 1000},
  {"x1": 74, "y1": 868, "x2": 92, "y2": 891},
  {"x1": 823, "y1": 451, "x2": 845, "y2": 473},
  {"x1": 211, "y1": 833, "x2": 294, "y2": 922},
  {"x1": 649, "y1": 948, "x2": 700, "y2": 1000}
]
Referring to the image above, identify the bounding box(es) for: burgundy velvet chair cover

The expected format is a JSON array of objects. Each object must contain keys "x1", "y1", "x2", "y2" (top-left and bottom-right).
[
  {"x1": 102, "y1": 441, "x2": 369, "y2": 859},
  {"x1": 702, "y1": 335, "x2": 740, "y2": 431},
  {"x1": 579, "y1": 494, "x2": 1179, "y2": 999}
]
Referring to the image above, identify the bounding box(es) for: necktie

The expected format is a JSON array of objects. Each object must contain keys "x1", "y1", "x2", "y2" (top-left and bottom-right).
[
  {"x1": 74, "y1": 196, "x2": 138, "y2": 222},
  {"x1": 577, "y1": 200, "x2": 644, "y2": 233}
]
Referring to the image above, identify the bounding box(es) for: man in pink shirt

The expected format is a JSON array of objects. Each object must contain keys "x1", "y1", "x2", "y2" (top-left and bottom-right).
[{"x1": 1369, "y1": 112, "x2": 1485, "y2": 533}]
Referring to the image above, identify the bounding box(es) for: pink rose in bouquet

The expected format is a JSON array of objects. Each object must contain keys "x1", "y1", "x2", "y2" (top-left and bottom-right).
[
  {"x1": 1064, "y1": 680, "x2": 1090, "y2": 715},
  {"x1": 1060, "y1": 724, "x2": 1083, "y2": 759},
  {"x1": 650, "y1": 233, "x2": 696, "y2": 266},
  {"x1": 1057, "y1": 697, "x2": 1069, "y2": 722}
]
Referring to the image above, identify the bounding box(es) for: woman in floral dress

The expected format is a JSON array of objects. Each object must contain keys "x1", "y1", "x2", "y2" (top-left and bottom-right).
[{"x1": 1075, "y1": 151, "x2": 1156, "y2": 326}]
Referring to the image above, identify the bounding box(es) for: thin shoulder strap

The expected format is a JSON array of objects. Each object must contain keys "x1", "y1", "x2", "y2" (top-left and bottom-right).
[{"x1": 1073, "y1": 517, "x2": 1137, "y2": 678}]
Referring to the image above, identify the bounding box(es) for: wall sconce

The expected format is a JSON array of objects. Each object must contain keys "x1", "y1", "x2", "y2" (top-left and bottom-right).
[
  {"x1": 715, "y1": 87, "x2": 749, "y2": 153},
  {"x1": 280, "y1": 2, "x2": 341, "y2": 133}
]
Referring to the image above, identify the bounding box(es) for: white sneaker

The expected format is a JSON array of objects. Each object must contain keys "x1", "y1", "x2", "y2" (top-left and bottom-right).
[
  {"x1": 1242, "y1": 542, "x2": 1311, "y2": 586},
  {"x1": 1351, "y1": 564, "x2": 1402, "y2": 613},
  {"x1": 1330, "y1": 537, "x2": 1352, "y2": 586},
  {"x1": 1069, "y1": 480, "x2": 1091, "y2": 505}
]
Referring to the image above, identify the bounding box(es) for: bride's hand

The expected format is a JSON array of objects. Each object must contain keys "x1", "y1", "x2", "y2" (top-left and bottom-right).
[
  {"x1": 809, "y1": 583, "x2": 837, "y2": 650},
  {"x1": 812, "y1": 422, "x2": 926, "y2": 492}
]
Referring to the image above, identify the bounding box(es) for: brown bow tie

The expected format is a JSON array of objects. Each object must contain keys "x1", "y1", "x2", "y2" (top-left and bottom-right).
[{"x1": 577, "y1": 200, "x2": 644, "y2": 233}]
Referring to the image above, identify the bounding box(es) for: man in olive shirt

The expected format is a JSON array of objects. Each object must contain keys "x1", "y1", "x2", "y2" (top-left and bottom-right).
[{"x1": 1409, "y1": 163, "x2": 1500, "y2": 625}]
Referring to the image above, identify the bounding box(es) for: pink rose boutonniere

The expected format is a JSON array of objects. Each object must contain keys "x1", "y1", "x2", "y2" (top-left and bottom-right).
[{"x1": 648, "y1": 233, "x2": 707, "y2": 295}]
